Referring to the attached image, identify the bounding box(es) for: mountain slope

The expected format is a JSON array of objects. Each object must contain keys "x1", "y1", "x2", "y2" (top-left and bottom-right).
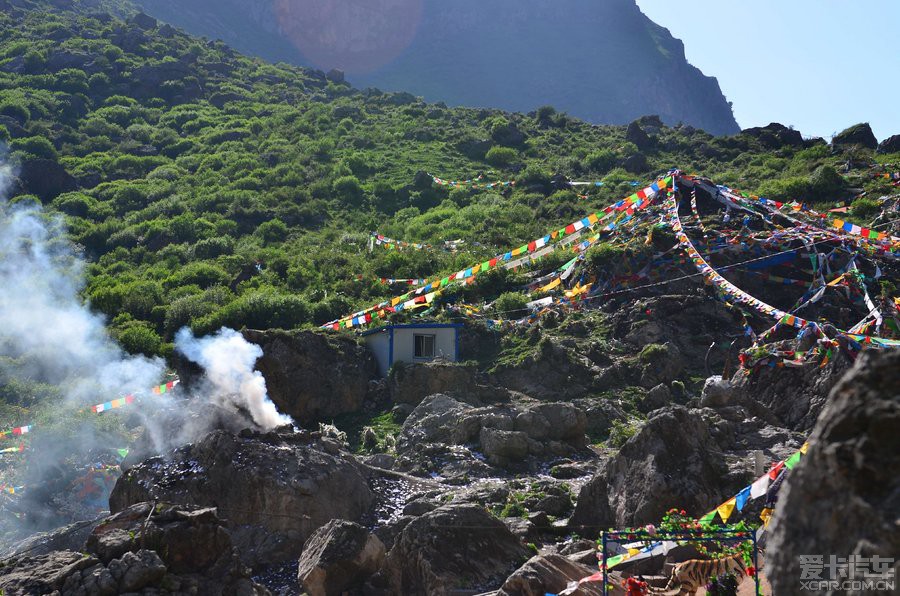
[
  {"x1": 0, "y1": 0, "x2": 895, "y2": 358},
  {"x1": 134, "y1": 0, "x2": 740, "y2": 135}
]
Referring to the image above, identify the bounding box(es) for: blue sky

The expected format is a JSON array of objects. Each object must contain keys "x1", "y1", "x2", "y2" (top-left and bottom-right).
[{"x1": 635, "y1": 0, "x2": 899, "y2": 141}]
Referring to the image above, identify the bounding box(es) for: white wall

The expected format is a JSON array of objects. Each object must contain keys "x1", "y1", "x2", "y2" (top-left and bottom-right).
[
  {"x1": 391, "y1": 327, "x2": 456, "y2": 367},
  {"x1": 364, "y1": 329, "x2": 392, "y2": 376}
]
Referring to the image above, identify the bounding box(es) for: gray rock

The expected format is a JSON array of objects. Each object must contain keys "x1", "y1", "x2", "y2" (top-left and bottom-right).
[
  {"x1": 877, "y1": 133, "x2": 900, "y2": 154},
  {"x1": 832, "y1": 122, "x2": 878, "y2": 149},
  {"x1": 242, "y1": 329, "x2": 377, "y2": 422},
  {"x1": 700, "y1": 375, "x2": 733, "y2": 408},
  {"x1": 498, "y1": 553, "x2": 605, "y2": 595},
  {"x1": 571, "y1": 406, "x2": 730, "y2": 532},
  {"x1": 768, "y1": 350, "x2": 900, "y2": 595},
  {"x1": 109, "y1": 430, "x2": 373, "y2": 566},
  {"x1": 297, "y1": 520, "x2": 385, "y2": 596},
  {"x1": 480, "y1": 427, "x2": 530, "y2": 466},
  {"x1": 742, "y1": 122, "x2": 804, "y2": 148},
  {"x1": 626, "y1": 121, "x2": 653, "y2": 151},
  {"x1": 381, "y1": 504, "x2": 530, "y2": 595},
  {"x1": 639, "y1": 383, "x2": 672, "y2": 413},
  {"x1": 622, "y1": 152, "x2": 648, "y2": 173},
  {"x1": 389, "y1": 361, "x2": 479, "y2": 406}
]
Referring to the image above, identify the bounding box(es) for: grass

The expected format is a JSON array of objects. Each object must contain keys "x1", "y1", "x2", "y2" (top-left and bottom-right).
[{"x1": 330, "y1": 407, "x2": 402, "y2": 454}]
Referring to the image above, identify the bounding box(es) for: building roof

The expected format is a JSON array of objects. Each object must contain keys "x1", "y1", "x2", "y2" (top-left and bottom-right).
[{"x1": 360, "y1": 322, "x2": 463, "y2": 337}]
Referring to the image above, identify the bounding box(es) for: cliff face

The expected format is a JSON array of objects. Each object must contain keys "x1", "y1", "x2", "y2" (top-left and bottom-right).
[{"x1": 135, "y1": 0, "x2": 740, "y2": 135}]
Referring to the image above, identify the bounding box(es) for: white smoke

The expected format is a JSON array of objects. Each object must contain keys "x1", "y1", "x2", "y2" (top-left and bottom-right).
[
  {"x1": 0, "y1": 166, "x2": 165, "y2": 403},
  {"x1": 175, "y1": 327, "x2": 293, "y2": 430}
]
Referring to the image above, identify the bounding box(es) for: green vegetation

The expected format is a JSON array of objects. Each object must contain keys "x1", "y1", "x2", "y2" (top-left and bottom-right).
[
  {"x1": 608, "y1": 419, "x2": 638, "y2": 447},
  {"x1": 0, "y1": 0, "x2": 895, "y2": 372}
]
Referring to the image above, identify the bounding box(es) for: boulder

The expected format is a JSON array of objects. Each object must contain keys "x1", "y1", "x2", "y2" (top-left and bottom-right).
[
  {"x1": 491, "y1": 121, "x2": 527, "y2": 146},
  {"x1": 730, "y1": 353, "x2": 852, "y2": 432},
  {"x1": 456, "y1": 137, "x2": 493, "y2": 160},
  {"x1": 242, "y1": 329, "x2": 377, "y2": 423},
  {"x1": 389, "y1": 361, "x2": 478, "y2": 406},
  {"x1": 571, "y1": 406, "x2": 730, "y2": 532},
  {"x1": 129, "y1": 12, "x2": 158, "y2": 30},
  {"x1": 480, "y1": 427, "x2": 529, "y2": 466},
  {"x1": 514, "y1": 402, "x2": 587, "y2": 443},
  {"x1": 877, "y1": 133, "x2": 900, "y2": 154},
  {"x1": 638, "y1": 383, "x2": 671, "y2": 413},
  {"x1": 622, "y1": 152, "x2": 649, "y2": 173},
  {"x1": 626, "y1": 121, "x2": 653, "y2": 151},
  {"x1": 397, "y1": 394, "x2": 481, "y2": 452},
  {"x1": 326, "y1": 68, "x2": 345, "y2": 83},
  {"x1": 700, "y1": 375, "x2": 734, "y2": 408},
  {"x1": 498, "y1": 554, "x2": 605, "y2": 595},
  {"x1": 0, "y1": 551, "x2": 99, "y2": 595},
  {"x1": 832, "y1": 122, "x2": 878, "y2": 149},
  {"x1": 109, "y1": 430, "x2": 374, "y2": 566},
  {"x1": 0, "y1": 503, "x2": 269, "y2": 595},
  {"x1": 741, "y1": 122, "x2": 803, "y2": 148},
  {"x1": 297, "y1": 520, "x2": 385, "y2": 596},
  {"x1": 767, "y1": 350, "x2": 900, "y2": 595},
  {"x1": 381, "y1": 503, "x2": 530, "y2": 595}
]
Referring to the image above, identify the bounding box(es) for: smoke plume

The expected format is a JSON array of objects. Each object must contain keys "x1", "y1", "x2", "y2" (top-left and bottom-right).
[
  {"x1": 175, "y1": 327, "x2": 292, "y2": 429},
  {"x1": 0, "y1": 156, "x2": 289, "y2": 547}
]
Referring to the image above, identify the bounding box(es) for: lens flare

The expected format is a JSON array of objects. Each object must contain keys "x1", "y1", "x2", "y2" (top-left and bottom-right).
[{"x1": 274, "y1": 0, "x2": 423, "y2": 74}]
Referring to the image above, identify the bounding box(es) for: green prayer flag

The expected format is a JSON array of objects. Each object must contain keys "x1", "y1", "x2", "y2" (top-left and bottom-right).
[
  {"x1": 117, "y1": 448, "x2": 129, "y2": 459},
  {"x1": 607, "y1": 554, "x2": 625, "y2": 568},
  {"x1": 699, "y1": 511, "x2": 716, "y2": 527},
  {"x1": 784, "y1": 451, "x2": 802, "y2": 469}
]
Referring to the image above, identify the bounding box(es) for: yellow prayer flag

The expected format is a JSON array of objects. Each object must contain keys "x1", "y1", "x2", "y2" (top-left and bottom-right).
[{"x1": 717, "y1": 497, "x2": 737, "y2": 523}]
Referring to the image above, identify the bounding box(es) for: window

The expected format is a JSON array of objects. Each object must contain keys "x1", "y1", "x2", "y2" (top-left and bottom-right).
[{"x1": 414, "y1": 334, "x2": 436, "y2": 359}]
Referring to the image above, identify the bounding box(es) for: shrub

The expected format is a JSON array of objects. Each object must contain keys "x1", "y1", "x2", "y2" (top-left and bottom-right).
[
  {"x1": 115, "y1": 322, "x2": 162, "y2": 356},
  {"x1": 608, "y1": 419, "x2": 636, "y2": 447},
  {"x1": 256, "y1": 218, "x2": 288, "y2": 244},
  {"x1": 756, "y1": 176, "x2": 810, "y2": 202},
  {"x1": 808, "y1": 165, "x2": 844, "y2": 201},
  {"x1": 850, "y1": 197, "x2": 881, "y2": 220},
  {"x1": 196, "y1": 290, "x2": 310, "y2": 333},
  {"x1": 332, "y1": 175, "x2": 364, "y2": 204},
  {"x1": 485, "y1": 146, "x2": 518, "y2": 167},
  {"x1": 586, "y1": 149, "x2": 617, "y2": 173},
  {"x1": 0, "y1": 101, "x2": 30, "y2": 122},
  {"x1": 494, "y1": 291, "x2": 529, "y2": 319},
  {"x1": 10, "y1": 135, "x2": 57, "y2": 160}
]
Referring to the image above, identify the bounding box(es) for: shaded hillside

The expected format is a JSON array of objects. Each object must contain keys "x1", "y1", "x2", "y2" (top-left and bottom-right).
[{"x1": 134, "y1": 0, "x2": 741, "y2": 135}]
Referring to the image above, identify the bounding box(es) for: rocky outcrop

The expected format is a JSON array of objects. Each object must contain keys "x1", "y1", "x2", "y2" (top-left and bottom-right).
[
  {"x1": 388, "y1": 361, "x2": 478, "y2": 406},
  {"x1": 832, "y1": 122, "x2": 878, "y2": 149},
  {"x1": 498, "y1": 554, "x2": 605, "y2": 595},
  {"x1": 297, "y1": 520, "x2": 385, "y2": 596},
  {"x1": 741, "y1": 122, "x2": 804, "y2": 148},
  {"x1": 490, "y1": 337, "x2": 598, "y2": 400},
  {"x1": 242, "y1": 329, "x2": 377, "y2": 423},
  {"x1": 626, "y1": 121, "x2": 653, "y2": 151},
  {"x1": 571, "y1": 406, "x2": 730, "y2": 532},
  {"x1": 395, "y1": 394, "x2": 589, "y2": 476},
  {"x1": 109, "y1": 429, "x2": 374, "y2": 566},
  {"x1": 729, "y1": 354, "x2": 852, "y2": 432},
  {"x1": 380, "y1": 503, "x2": 530, "y2": 595},
  {"x1": 877, "y1": 133, "x2": 900, "y2": 154},
  {"x1": 0, "y1": 503, "x2": 269, "y2": 595},
  {"x1": 767, "y1": 350, "x2": 900, "y2": 595}
]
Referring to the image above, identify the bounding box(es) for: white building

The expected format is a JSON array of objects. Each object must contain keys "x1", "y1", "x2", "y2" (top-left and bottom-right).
[{"x1": 361, "y1": 323, "x2": 462, "y2": 376}]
